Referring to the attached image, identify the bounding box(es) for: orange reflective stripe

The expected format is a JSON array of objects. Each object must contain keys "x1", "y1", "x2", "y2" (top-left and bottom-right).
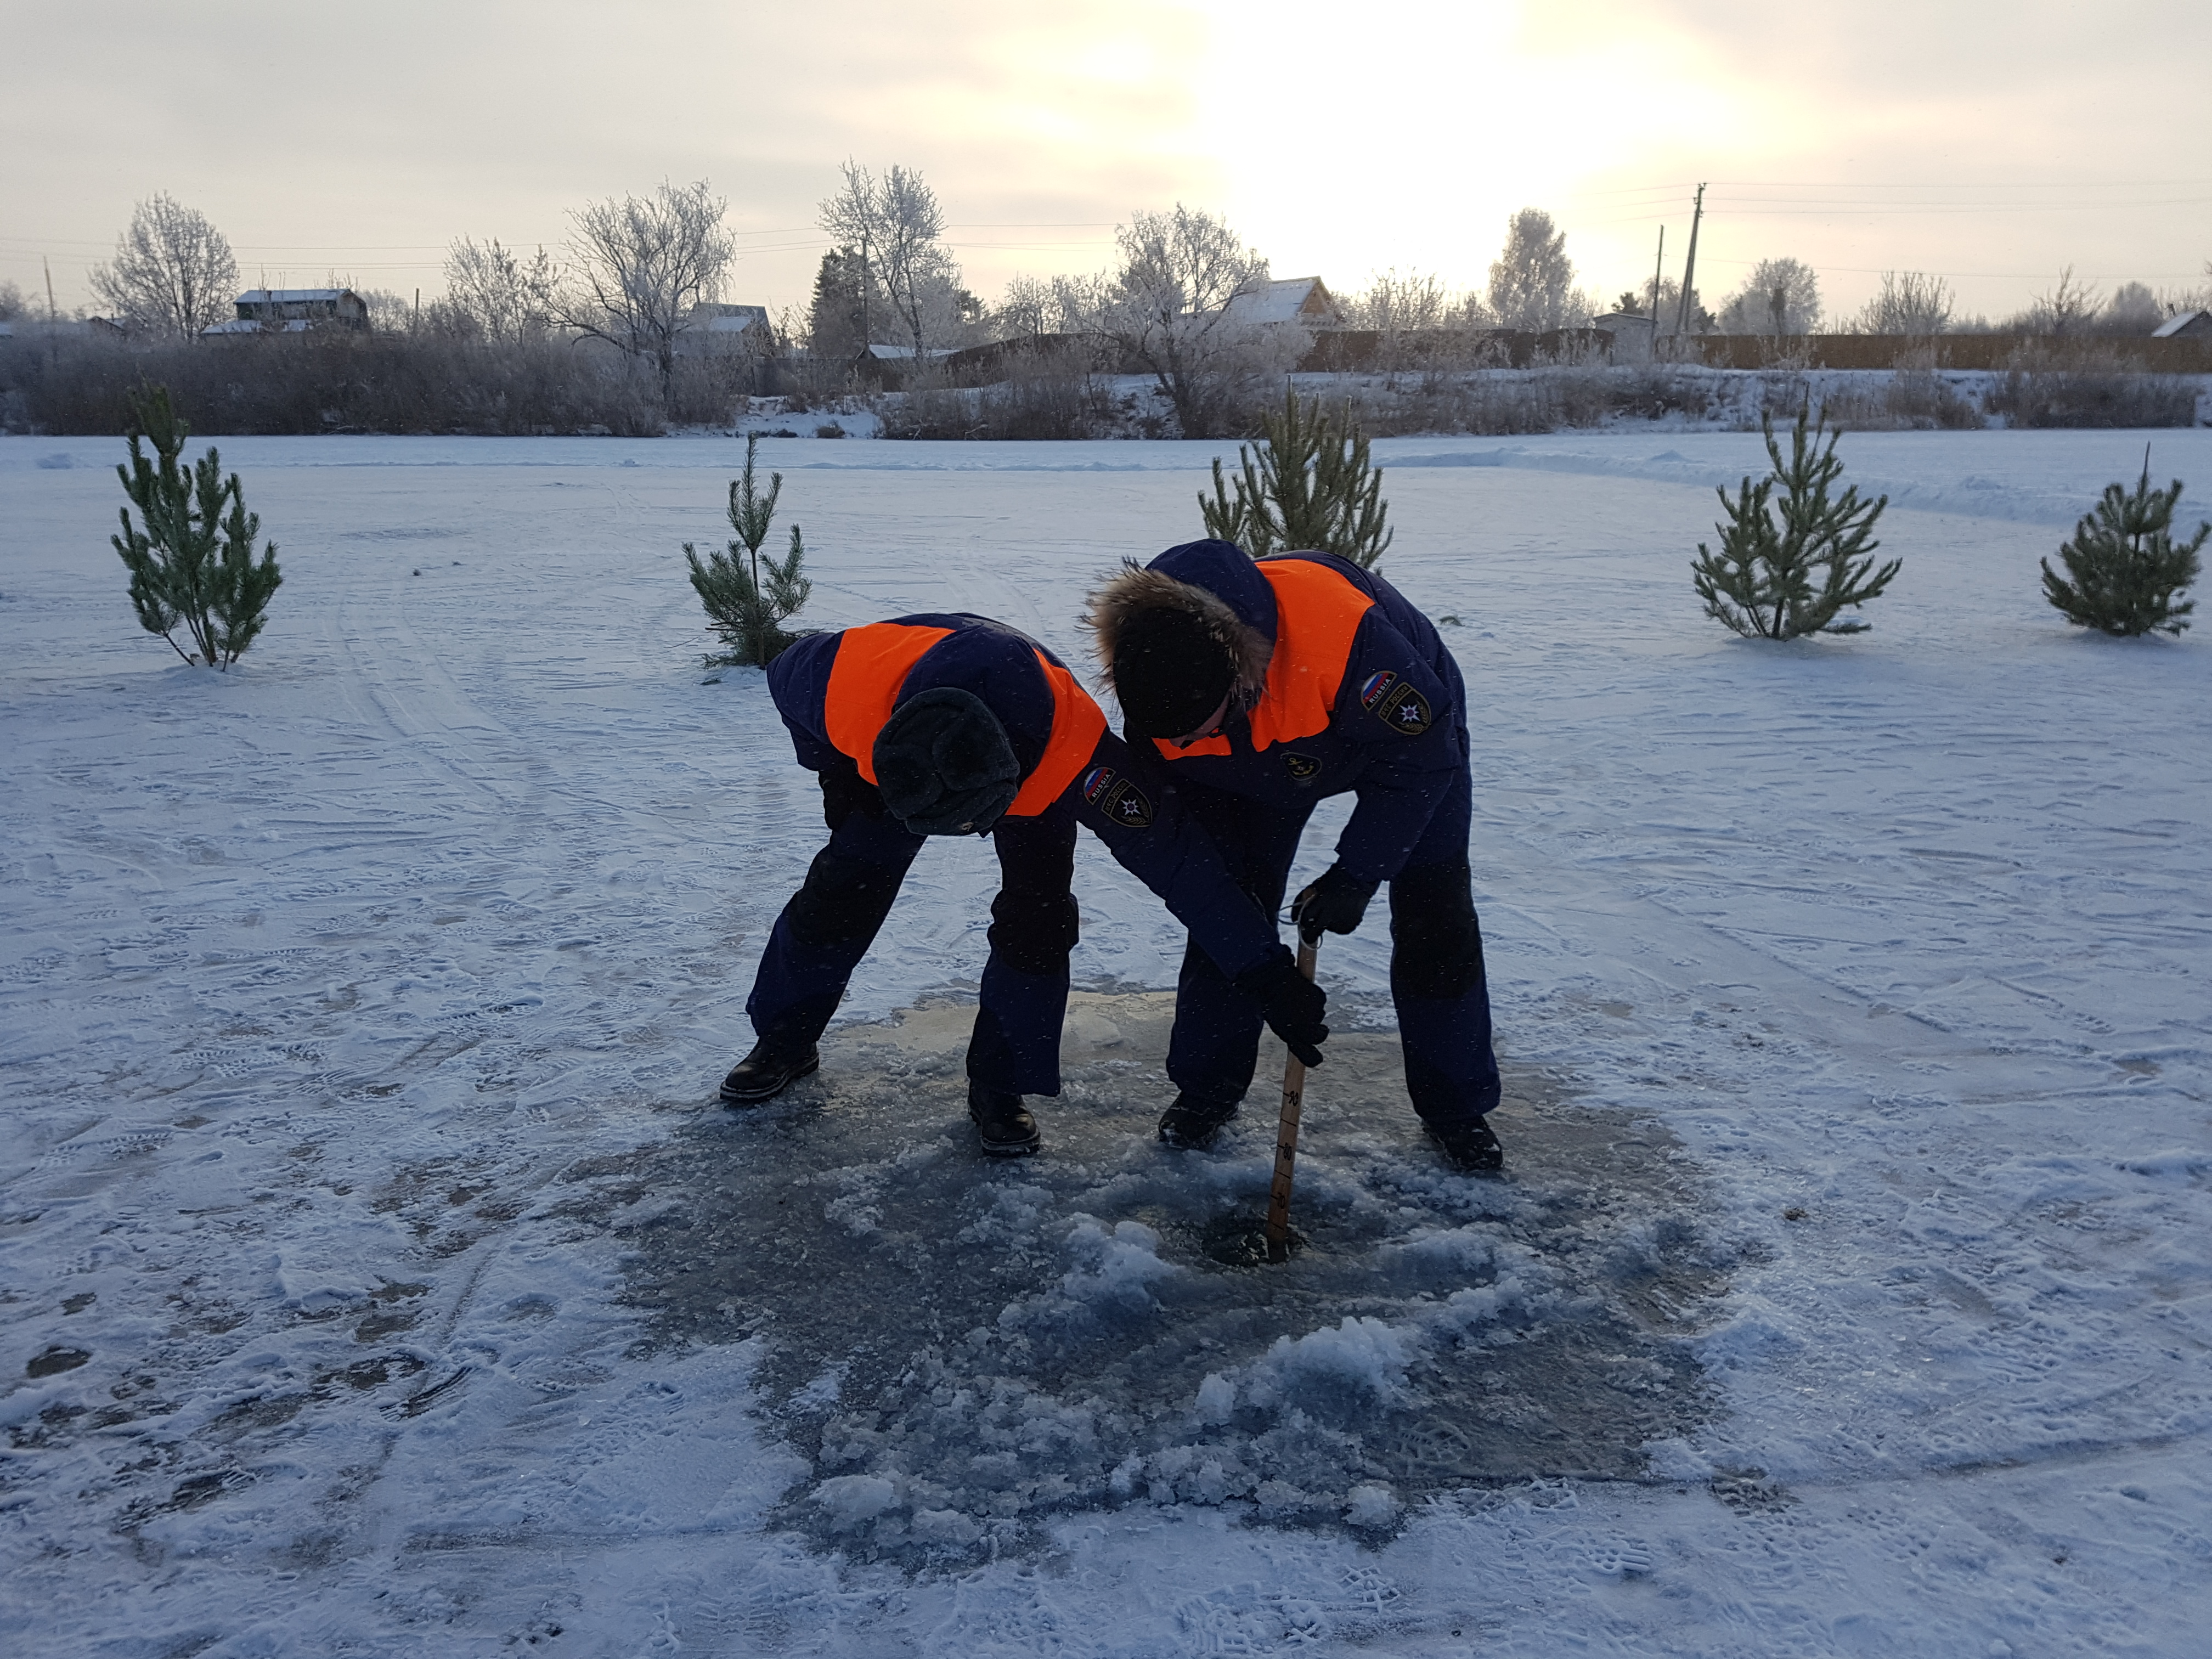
[
  {"x1": 1247, "y1": 559, "x2": 1373, "y2": 752},
  {"x1": 1008, "y1": 651, "x2": 1108, "y2": 816},
  {"x1": 827, "y1": 627, "x2": 1103, "y2": 814},
  {"x1": 824, "y1": 623, "x2": 953, "y2": 782},
  {"x1": 1152, "y1": 559, "x2": 1373, "y2": 762}
]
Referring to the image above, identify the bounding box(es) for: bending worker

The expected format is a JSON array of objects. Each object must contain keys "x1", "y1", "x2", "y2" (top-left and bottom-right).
[
  {"x1": 720, "y1": 611, "x2": 1330, "y2": 1156},
  {"x1": 1088, "y1": 539, "x2": 1505, "y2": 1172}
]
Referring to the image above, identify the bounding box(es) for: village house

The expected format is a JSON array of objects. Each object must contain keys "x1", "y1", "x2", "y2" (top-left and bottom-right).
[
  {"x1": 202, "y1": 288, "x2": 369, "y2": 337},
  {"x1": 1588, "y1": 309, "x2": 1658, "y2": 363},
  {"x1": 1221, "y1": 276, "x2": 1344, "y2": 330},
  {"x1": 676, "y1": 302, "x2": 776, "y2": 357}
]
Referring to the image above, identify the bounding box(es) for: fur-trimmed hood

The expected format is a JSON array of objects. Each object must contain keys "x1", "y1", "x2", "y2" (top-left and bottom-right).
[{"x1": 1086, "y1": 539, "x2": 1275, "y2": 707}]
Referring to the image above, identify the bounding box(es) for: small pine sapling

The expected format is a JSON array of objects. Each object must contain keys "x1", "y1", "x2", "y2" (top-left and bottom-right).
[
  {"x1": 1692, "y1": 409, "x2": 1897, "y2": 640},
  {"x1": 1201, "y1": 388, "x2": 1393, "y2": 568},
  {"x1": 684, "y1": 435, "x2": 813, "y2": 665},
  {"x1": 2040, "y1": 448, "x2": 2206, "y2": 637},
  {"x1": 110, "y1": 383, "x2": 281, "y2": 668}
]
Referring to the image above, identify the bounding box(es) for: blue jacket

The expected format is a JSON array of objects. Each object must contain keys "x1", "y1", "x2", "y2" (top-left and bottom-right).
[
  {"x1": 1108, "y1": 542, "x2": 1466, "y2": 884},
  {"x1": 767, "y1": 614, "x2": 1283, "y2": 977}
]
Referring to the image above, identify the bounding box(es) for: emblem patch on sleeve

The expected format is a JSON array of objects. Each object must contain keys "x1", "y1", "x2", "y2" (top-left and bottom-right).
[
  {"x1": 1284, "y1": 752, "x2": 1322, "y2": 783},
  {"x1": 1375, "y1": 679, "x2": 1432, "y2": 735},
  {"x1": 1080, "y1": 764, "x2": 1155, "y2": 828}
]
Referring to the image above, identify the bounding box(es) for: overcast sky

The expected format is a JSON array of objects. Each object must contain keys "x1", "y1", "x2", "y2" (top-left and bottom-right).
[{"x1": 4, "y1": 0, "x2": 2207, "y2": 326}]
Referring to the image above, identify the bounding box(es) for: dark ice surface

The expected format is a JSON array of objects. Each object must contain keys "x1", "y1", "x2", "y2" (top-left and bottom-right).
[{"x1": 576, "y1": 991, "x2": 1735, "y2": 1564}]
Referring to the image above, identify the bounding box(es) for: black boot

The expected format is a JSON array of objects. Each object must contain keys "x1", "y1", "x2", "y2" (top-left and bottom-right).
[
  {"x1": 1157, "y1": 1092, "x2": 1240, "y2": 1150},
  {"x1": 718, "y1": 1041, "x2": 820, "y2": 1105},
  {"x1": 1427, "y1": 1116, "x2": 1504, "y2": 1174},
  {"x1": 969, "y1": 1085, "x2": 1041, "y2": 1156}
]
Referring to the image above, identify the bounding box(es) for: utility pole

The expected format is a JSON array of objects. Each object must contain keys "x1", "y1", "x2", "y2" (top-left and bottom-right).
[
  {"x1": 44, "y1": 256, "x2": 58, "y2": 324},
  {"x1": 1647, "y1": 225, "x2": 1666, "y2": 353},
  {"x1": 1675, "y1": 183, "x2": 1707, "y2": 337}
]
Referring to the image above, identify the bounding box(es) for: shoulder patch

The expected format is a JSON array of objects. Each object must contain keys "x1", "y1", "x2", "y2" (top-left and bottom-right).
[
  {"x1": 1080, "y1": 763, "x2": 1154, "y2": 829},
  {"x1": 1371, "y1": 675, "x2": 1432, "y2": 736}
]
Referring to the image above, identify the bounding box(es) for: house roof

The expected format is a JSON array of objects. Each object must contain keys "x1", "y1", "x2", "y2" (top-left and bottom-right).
[
  {"x1": 1222, "y1": 276, "x2": 1340, "y2": 327},
  {"x1": 236, "y1": 289, "x2": 358, "y2": 304},
  {"x1": 688, "y1": 303, "x2": 771, "y2": 333},
  {"x1": 2151, "y1": 309, "x2": 2210, "y2": 338}
]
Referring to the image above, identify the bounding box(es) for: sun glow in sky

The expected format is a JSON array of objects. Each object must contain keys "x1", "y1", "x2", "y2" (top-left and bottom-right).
[{"x1": 4, "y1": 0, "x2": 2207, "y2": 325}]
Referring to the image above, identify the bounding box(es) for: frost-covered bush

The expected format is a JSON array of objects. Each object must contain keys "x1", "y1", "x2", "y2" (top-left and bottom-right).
[
  {"x1": 885, "y1": 341, "x2": 1115, "y2": 440},
  {"x1": 1987, "y1": 343, "x2": 2196, "y2": 430},
  {"x1": 684, "y1": 434, "x2": 811, "y2": 664},
  {"x1": 2040, "y1": 456, "x2": 2207, "y2": 637},
  {"x1": 0, "y1": 329, "x2": 679, "y2": 436},
  {"x1": 1691, "y1": 410, "x2": 1898, "y2": 639},
  {"x1": 110, "y1": 383, "x2": 281, "y2": 668}
]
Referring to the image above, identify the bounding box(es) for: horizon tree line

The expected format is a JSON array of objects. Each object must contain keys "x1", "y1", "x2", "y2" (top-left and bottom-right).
[{"x1": 13, "y1": 185, "x2": 2208, "y2": 379}]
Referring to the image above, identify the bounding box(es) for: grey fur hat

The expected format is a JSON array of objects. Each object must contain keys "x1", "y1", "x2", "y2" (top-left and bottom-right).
[{"x1": 872, "y1": 687, "x2": 1022, "y2": 835}]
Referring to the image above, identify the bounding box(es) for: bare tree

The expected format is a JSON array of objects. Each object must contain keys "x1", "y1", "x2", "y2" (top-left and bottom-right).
[
  {"x1": 1486, "y1": 209, "x2": 1576, "y2": 331},
  {"x1": 1345, "y1": 269, "x2": 1453, "y2": 382},
  {"x1": 89, "y1": 193, "x2": 239, "y2": 341},
  {"x1": 2013, "y1": 267, "x2": 2102, "y2": 336},
  {"x1": 991, "y1": 272, "x2": 1105, "y2": 342},
  {"x1": 995, "y1": 274, "x2": 1055, "y2": 342},
  {"x1": 1447, "y1": 289, "x2": 1497, "y2": 331},
  {"x1": 1847, "y1": 270, "x2": 1954, "y2": 336},
  {"x1": 1347, "y1": 269, "x2": 1449, "y2": 332},
  {"x1": 1621, "y1": 277, "x2": 1709, "y2": 334},
  {"x1": 1103, "y1": 204, "x2": 1289, "y2": 437},
  {"x1": 0, "y1": 280, "x2": 25, "y2": 321},
  {"x1": 817, "y1": 162, "x2": 968, "y2": 358},
  {"x1": 444, "y1": 238, "x2": 559, "y2": 343},
  {"x1": 559, "y1": 179, "x2": 734, "y2": 401},
  {"x1": 1717, "y1": 258, "x2": 1822, "y2": 335},
  {"x1": 2154, "y1": 264, "x2": 2212, "y2": 320}
]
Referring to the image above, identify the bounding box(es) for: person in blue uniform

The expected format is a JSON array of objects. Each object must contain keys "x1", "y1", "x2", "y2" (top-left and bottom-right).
[
  {"x1": 1087, "y1": 540, "x2": 1504, "y2": 1172},
  {"x1": 721, "y1": 612, "x2": 1329, "y2": 1156}
]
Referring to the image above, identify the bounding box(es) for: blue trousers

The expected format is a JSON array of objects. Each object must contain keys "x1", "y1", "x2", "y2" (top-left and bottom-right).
[
  {"x1": 1166, "y1": 760, "x2": 1502, "y2": 1127},
  {"x1": 745, "y1": 803, "x2": 1079, "y2": 1097}
]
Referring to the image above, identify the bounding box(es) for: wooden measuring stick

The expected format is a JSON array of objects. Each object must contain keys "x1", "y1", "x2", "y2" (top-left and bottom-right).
[{"x1": 1263, "y1": 932, "x2": 1321, "y2": 1264}]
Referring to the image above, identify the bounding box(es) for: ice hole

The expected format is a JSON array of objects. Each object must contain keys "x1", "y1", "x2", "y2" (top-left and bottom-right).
[{"x1": 597, "y1": 992, "x2": 1728, "y2": 1565}]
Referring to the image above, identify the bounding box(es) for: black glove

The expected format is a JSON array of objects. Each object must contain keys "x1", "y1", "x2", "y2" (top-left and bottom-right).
[
  {"x1": 818, "y1": 759, "x2": 885, "y2": 831},
  {"x1": 1235, "y1": 948, "x2": 1328, "y2": 1068},
  {"x1": 1291, "y1": 865, "x2": 1379, "y2": 944}
]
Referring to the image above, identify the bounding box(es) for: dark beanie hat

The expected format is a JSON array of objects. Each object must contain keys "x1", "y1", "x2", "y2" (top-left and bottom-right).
[
  {"x1": 872, "y1": 687, "x2": 1022, "y2": 835},
  {"x1": 1113, "y1": 606, "x2": 1237, "y2": 738}
]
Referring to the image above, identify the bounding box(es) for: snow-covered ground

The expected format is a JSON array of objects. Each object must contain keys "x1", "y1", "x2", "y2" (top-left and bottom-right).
[{"x1": 4, "y1": 428, "x2": 2209, "y2": 1656}]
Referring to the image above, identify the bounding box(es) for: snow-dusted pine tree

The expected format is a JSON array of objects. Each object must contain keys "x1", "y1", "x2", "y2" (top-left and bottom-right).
[
  {"x1": 685, "y1": 435, "x2": 811, "y2": 665},
  {"x1": 110, "y1": 384, "x2": 283, "y2": 668},
  {"x1": 1692, "y1": 410, "x2": 1897, "y2": 639},
  {"x1": 2040, "y1": 452, "x2": 2207, "y2": 637},
  {"x1": 1200, "y1": 388, "x2": 1392, "y2": 569}
]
